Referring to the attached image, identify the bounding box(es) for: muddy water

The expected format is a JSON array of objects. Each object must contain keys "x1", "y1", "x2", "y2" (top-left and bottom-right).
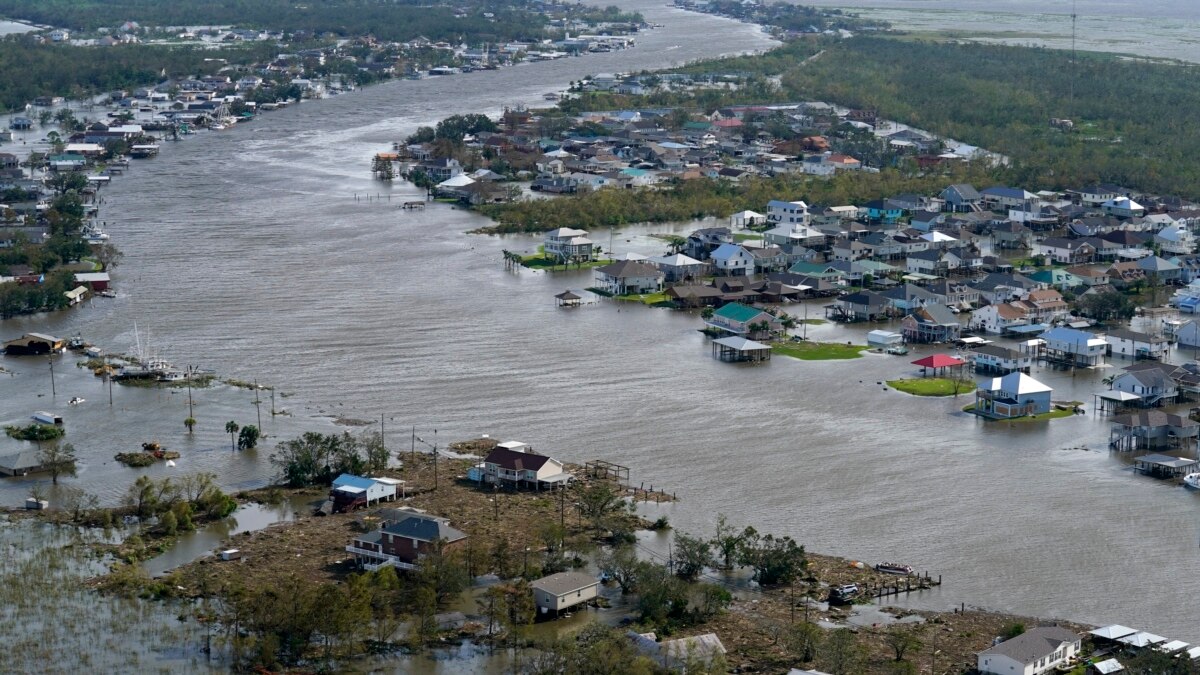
[{"x1": 0, "y1": 0, "x2": 1196, "y2": 658}]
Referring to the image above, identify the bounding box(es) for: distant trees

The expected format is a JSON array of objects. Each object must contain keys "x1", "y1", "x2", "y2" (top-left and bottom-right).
[{"x1": 270, "y1": 431, "x2": 387, "y2": 487}]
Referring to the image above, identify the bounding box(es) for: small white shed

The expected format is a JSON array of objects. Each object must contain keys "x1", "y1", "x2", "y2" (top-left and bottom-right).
[{"x1": 867, "y1": 330, "x2": 903, "y2": 347}]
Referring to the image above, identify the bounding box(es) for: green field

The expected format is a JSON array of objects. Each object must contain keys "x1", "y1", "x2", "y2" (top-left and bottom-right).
[
  {"x1": 887, "y1": 378, "x2": 976, "y2": 396},
  {"x1": 772, "y1": 341, "x2": 867, "y2": 361}
]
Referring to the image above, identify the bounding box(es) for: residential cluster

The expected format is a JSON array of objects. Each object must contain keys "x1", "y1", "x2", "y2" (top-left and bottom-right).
[{"x1": 387, "y1": 101, "x2": 980, "y2": 204}]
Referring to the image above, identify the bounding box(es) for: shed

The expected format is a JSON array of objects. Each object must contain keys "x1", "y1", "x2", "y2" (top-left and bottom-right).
[
  {"x1": 711, "y1": 336, "x2": 771, "y2": 362},
  {"x1": 3, "y1": 333, "x2": 64, "y2": 355},
  {"x1": 867, "y1": 330, "x2": 903, "y2": 347},
  {"x1": 531, "y1": 571, "x2": 600, "y2": 616},
  {"x1": 911, "y1": 353, "x2": 966, "y2": 376},
  {"x1": 1132, "y1": 454, "x2": 1198, "y2": 478},
  {"x1": 555, "y1": 290, "x2": 583, "y2": 307}
]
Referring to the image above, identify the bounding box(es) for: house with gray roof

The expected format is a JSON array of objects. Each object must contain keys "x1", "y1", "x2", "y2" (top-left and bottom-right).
[
  {"x1": 0, "y1": 450, "x2": 49, "y2": 476},
  {"x1": 977, "y1": 626, "x2": 1080, "y2": 675},
  {"x1": 940, "y1": 183, "x2": 982, "y2": 212},
  {"x1": 531, "y1": 571, "x2": 600, "y2": 617},
  {"x1": 346, "y1": 508, "x2": 468, "y2": 571}
]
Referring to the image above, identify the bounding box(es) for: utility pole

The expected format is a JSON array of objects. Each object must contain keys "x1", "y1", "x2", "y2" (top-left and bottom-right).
[
  {"x1": 411, "y1": 425, "x2": 416, "y2": 463},
  {"x1": 432, "y1": 428, "x2": 438, "y2": 491},
  {"x1": 47, "y1": 357, "x2": 55, "y2": 397},
  {"x1": 790, "y1": 578, "x2": 796, "y2": 624},
  {"x1": 253, "y1": 379, "x2": 262, "y2": 429},
  {"x1": 380, "y1": 414, "x2": 385, "y2": 459},
  {"x1": 107, "y1": 371, "x2": 113, "y2": 406}
]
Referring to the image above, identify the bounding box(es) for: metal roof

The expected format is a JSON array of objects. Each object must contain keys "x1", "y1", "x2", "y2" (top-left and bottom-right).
[
  {"x1": 712, "y1": 336, "x2": 770, "y2": 351},
  {"x1": 1090, "y1": 625, "x2": 1138, "y2": 640},
  {"x1": 531, "y1": 571, "x2": 599, "y2": 596},
  {"x1": 979, "y1": 627, "x2": 1080, "y2": 664}
]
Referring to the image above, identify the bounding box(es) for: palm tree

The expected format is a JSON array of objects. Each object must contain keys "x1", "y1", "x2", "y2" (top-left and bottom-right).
[
  {"x1": 1102, "y1": 375, "x2": 1117, "y2": 390},
  {"x1": 779, "y1": 313, "x2": 797, "y2": 337},
  {"x1": 184, "y1": 417, "x2": 196, "y2": 433},
  {"x1": 225, "y1": 421, "x2": 239, "y2": 451}
]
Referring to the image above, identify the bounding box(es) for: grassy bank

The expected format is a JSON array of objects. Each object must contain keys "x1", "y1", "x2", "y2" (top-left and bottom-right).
[
  {"x1": 615, "y1": 292, "x2": 673, "y2": 306},
  {"x1": 887, "y1": 377, "x2": 976, "y2": 396},
  {"x1": 773, "y1": 341, "x2": 867, "y2": 360},
  {"x1": 521, "y1": 254, "x2": 614, "y2": 270}
]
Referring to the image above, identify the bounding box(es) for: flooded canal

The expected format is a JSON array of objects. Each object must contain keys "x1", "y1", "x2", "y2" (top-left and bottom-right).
[{"x1": 0, "y1": 0, "x2": 1197, "y2": 660}]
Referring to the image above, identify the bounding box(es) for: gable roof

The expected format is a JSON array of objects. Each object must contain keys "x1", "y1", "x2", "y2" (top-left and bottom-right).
[
  {"x1": 986, "y1": 372, "x2": 1052, "y2": 396},
  {"x1": 713, "y1": 302, "x2": 766, "y2": 323},
  {"x1": 531, "y1": 571, "x2": 600, "y2": 596},
  {"x1": 484, "y1": 447, "x2": 554, "y2": 472},
  {"x1": 595, "y1": 260, "x2": 662, "y2": 279},
  {"x1": 382, "y1": 512, "x2": 467, "y2": 544},
  {"x1": 979, "y1": 627, "x2": 1079, "y2": 665}
]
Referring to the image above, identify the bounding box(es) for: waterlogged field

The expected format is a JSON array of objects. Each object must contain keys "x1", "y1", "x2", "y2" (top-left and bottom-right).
[{"x1": 0, "y1": 516, "x2": 216, "y2": 672}]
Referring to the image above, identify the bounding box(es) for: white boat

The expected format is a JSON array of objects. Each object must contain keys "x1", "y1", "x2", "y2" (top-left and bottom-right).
[
  {"x1": 68, "y1": 397, "x2": 85, "y2": 406},
  {"x1": 1184, "y1": 473, "x2": 1200, "y2": 489},
  {"x1": 82, "y1": 222, "x2": 110, "y2": 242}
]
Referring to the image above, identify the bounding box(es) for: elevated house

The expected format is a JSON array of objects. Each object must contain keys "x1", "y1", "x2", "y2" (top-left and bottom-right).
[
  {"x1": 974, "y1": 372, "x2": 1053, "y2": 419},
  {"x1": 706, "y1": 302, "x2": 779, "y2": 336},
  {"x1": 1110, "y1": 362, "x2": 1181, "y2": 407},
  {"x1": 831, "y1": 290, "x2": 892, "y2": 322},
  {"x1": 976, "y1": 627, "x2": 1081, "y2": 675},
  {"x1": 330, "y1": 474, "x2": 401, "y2": 512},
  {"x1": 1105, "y1": 328, "x2": 1169, "y2": 361},
  {"x1": 592, "y1": 261, "x2": 664, "y2": 295},
  {"x1": 1034, "y1": 237, "x2": 1095, "y2": 265},
  {"x1": 481, "y1": 444, "x2": 571, "y2": 490},
  {"x1": 709, "y1": 243, "x2": 756, "y2": 276},
  {"x1": 970, "y1": 302, "x2": 1030, "y2": 334},
  {"x1": 1109, "y1": 410, "x2": 1200, "y2": 451},
  {"x1": 981, "y1": 186, "x2": 1038, "y2": 211},
  {"x1": 531, "y1": 572, "x2": 601, "y2": 618},
  {"x1": 346, "y1": 508, "x2": 468, "y2": 571},
  {"x1": 646, "y1": 253, "x2": 706, "y2": 282},
  {"x1": 684, "y1": 227, "x2": 732, "y2": 260},
  {"x1": 970, "y1": 344, "x2": 1035, "y2": 374},
  {"x1": 991, "y1": 221, "x2": 1034, "y2": 249},
  {"x1": 940, "y1": 183, "x2": 982, "y2": 212},
  {"x1": 926, "y1": 279, "x2": 980, "y2": 308},
  {"x1": 901, "y1": 303, "x2": 961, "y2": 343},
  {"x1": 543, "y1": 227, "x2": 594, "y2": 263},
  {"x1": 1040, "y1": 326, "x2": 1107, "y2": 366},
  {"x1": 766, "y1": 199, "x2": 808, "y2": 225}
]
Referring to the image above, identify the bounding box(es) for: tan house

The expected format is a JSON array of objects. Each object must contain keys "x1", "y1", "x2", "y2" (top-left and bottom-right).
[{"x1": 531, "y1": 571, "x2": 600, "y2": 617}]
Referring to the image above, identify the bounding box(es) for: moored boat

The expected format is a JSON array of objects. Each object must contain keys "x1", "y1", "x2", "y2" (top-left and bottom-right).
[
  {"x1": 1184, "y1": 473, "x2": 1200, "y2": 489},
  {"x1": 875, "y1": 562, "x2": 914, "y2": 575}
]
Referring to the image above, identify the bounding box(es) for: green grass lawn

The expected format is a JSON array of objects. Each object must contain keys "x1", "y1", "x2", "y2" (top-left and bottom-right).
[
  {"x1": 887, "y1": 378, "x2": 976, "y2": 396},
  {"x1": 733, "y1": 233, "x2": 763, "y2": 243},
  {"x1": 772, "y1": 341, "x2": 867, "y2": 361}
]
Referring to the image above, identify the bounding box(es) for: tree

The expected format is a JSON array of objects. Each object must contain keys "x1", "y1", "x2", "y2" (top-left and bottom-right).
[
  {"x1": 363, "y1": 431, "x2": 388, "y2": 472},
  {"x1": 599, "y1": 543, "x2": 645, "y2": 593},
  {"x1": 700, "y1": 307, "x2": 715, "y2": 320},
  {"x1": 884, "y1": 625, "x2": 923, "y2": 662},
  {"x1": 39, "y1": 442, "x2": 77, "y2": 484},
  {"x1": 737, "y1": 527, "x2": 807, "y2": 586},
  {"x1": 711, "y1": 513, "x2": 743, "y2": 570},
  {"x1": 480, "y1": 584, "x2": 509, "y2": 636},
  {"x1": 184, "y1": 416, "x2": 196, "y2": 433},
  {"x1": 225, "y1": 421, "x2": 240, "y2": 451},
  {"x1": 820, "y1": 628, "x2": 865, "y2": 675},
  {"x1": 575, "y1": 482, "x2": 625, "y2": 532},
  {"x1": 786, "y1": 621, "x2": 822, "y2": 662},
  {"x1": 237, "y1": 425, "x2": 260, "y2": 450},
  {"x1": 94, "y1": 242, "x2": 123, "y2": 271},
  {"x1": 126, "y1": 475, "x2": 157, "y2": 518},
  {"x1": 673, "y1": 531, "x2": 713, "y2": 580}
]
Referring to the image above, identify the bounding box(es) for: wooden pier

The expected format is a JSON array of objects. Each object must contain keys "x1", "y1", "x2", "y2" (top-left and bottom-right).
[{"x1": 866, "y1": 571, "x2": 942, "y2": 599}]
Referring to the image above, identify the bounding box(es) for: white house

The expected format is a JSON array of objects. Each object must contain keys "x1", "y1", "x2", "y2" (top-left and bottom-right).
[
  {"x1": 970, "y1": 303, "x2": 1029, "y2": 334},
  {"x1": 530, "y1": 572, "x2": 600, "y2": 616},
  {"x1": 544, "y1": 227, "x2": 594, "y2": 262},
  {"x1": 330, "y1": 473, "x2": 400, "y2": 510},
  {"x1": 1176, "y1": 320, "x2": 1200, "y2": 348},
  {"x1": 1154, "y1": 223, "x2": 1195, "y2": 255},
  {"x1": 646, "y1": 253, "x2": 706, "y2": 282},
  {"x1": 481, "y1": 443, "x2": 570, "y2": 489},
  {"x1": 729, "y1": 210, "x2": 766, "y2": 229},
  {"x1": 1105, "y1": 328, "x2": 1170, "y2": 360},
  {"x1": 709, "y1": 243, "x2": 756, "y2": 276},
  {"x1": 763, "y1": 223, "x2": 825, "y2": 249},
  {"x1": 1040, "y1": 326, "x2": 1107, "y2": 366},
  {"x1": 592, "y1": 260, "x2": 664, "y2": 295},
  {"x1": 1102, "y1": 196, "x2": 1145, "y2": 218},
  {"x1": 970, "y1": 344, "x2": 1035, "y2": 374},
  {"x1": 766, "y1": 199, "x2": 809, "y2": 226},
  {"x1": 977, "y1": 627, "x2": 1081, "y2": 675},
  {"x1": 1111, "y1": 363, "x2": 1180, "y2": 407}
]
